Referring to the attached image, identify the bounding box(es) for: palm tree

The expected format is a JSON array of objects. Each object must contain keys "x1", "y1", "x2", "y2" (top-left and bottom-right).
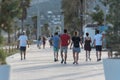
[
  {"x1": 106, "y1": 0, "x2": 120, "y2": 57},
  {"x1": 62, "y1": 0, "x2": 93, "y2": 35},
  {"x1": 20, "y1": 0, "x2": 30, "y2": 32}
]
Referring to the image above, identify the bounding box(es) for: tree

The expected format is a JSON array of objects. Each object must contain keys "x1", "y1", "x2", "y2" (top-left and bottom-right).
[
  {"x1": 62, "y1": 0, "x2": 81, "y2": 34},
  {"x1": 20, "y1": 0, "x2": 30, "y2": 32},
  {"x1": 106, "y1": 0, "x2": 120, "y2": 57},
  {"x1": 0, "y1": 0, "x2": 21, "y2": 43},
  {"x1": 91, "y1": 9, "x2": 104, "y2": 25},
  {"x1": 62, "y1": 0, "x2": 92, "y2": 35}
]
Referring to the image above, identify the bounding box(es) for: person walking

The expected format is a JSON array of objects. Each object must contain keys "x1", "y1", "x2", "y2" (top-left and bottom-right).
[
  {"x1": 42, "y1": 36, "x2": 46, "y2": 49},
  {"x1": 49, "y1": 35, "x2": 53, "y2": 48},
  {"x1": 70, "y1": 31, "x2": 83, "y2": 64},
  {"x1": 84, "y1": 32, "x2": 92, "y2": 61},
  {"x1": 18, "y1": 32, "x2": 28, "y2": 60},
  {"x1": 60, "y1": 29, "x2": 70, "y2": 64},
  {"x1": 93, "y1": 30, "x2": 103, "y2": 61},
  {"x1": 37, "y1": 35, "x2": 42, "y2": 49},
  {"x1": 52, "y1": 32, "x2": 60, "y2": 62}
]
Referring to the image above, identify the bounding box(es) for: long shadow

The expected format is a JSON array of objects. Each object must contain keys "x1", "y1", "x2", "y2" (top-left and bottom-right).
[
  {"x1": 25, "y1": 69, "x2": 104, "y2": 80},
  {"x1": 13, "y1": 61, "x2": 102, "y2": 72}
]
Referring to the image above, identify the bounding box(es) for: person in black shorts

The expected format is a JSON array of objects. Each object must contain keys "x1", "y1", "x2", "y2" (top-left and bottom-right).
[
  {"x1": 93, "y1": 30, "x2": 103, "y2": 61},
  {"x1": 84, "y1": 32, "x2": 92, "y2": 61}
]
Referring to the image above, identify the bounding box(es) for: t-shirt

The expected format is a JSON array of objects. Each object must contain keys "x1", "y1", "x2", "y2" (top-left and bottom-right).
[
  {"x1": 18, "y1": 35, "x2": 28, "y2": 47},
  {"x1": 72, "y1": 36, "x2": 81, "y2": 48},
  {"x1": 60, "y1": 33, "x2": 70, "y2": 46},
  {"x1": 52, "y1": 35, "x2": 60, "y2": 48},
  {"x1": 94, "y1": 34, "x2": 102, "y2": 46}
]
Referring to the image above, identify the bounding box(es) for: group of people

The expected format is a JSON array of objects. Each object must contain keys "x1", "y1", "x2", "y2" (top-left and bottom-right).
[
  {"x1": 37, "y1": 35, "x2": 47, "y2": 49},
  {"x1": 51, "y1": 29, "x2": 103, "y2": 64},
  {"x1": 18, "y1": 29, "x2": 103, "y2": 64}
]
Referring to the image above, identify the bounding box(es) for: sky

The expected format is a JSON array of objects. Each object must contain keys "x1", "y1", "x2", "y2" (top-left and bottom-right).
[{"x1": 30, "y1": 0, "x2": 49, "y2": 6}]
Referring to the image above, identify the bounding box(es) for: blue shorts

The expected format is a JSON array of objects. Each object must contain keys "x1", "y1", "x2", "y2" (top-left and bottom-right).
[{"x1": 73, "y1": 47, "x2": 80, "y2": 53}]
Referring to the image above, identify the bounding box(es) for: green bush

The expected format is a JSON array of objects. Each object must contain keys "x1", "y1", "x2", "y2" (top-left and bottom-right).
[{"x1": 0, "y1": 49, "x2": 7, "y2": 64}]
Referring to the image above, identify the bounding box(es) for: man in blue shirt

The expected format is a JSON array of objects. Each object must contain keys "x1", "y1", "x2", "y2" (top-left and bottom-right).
[{"x1": 52, "y1": 32, "x2": 60, "y2": 62}]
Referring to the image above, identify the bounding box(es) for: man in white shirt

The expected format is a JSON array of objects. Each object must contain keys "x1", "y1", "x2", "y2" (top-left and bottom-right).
[
  {"x1": 18, "y1": 32, "x2": 28, "y2": 60},
  {"x1": 93, "y1": 30, "x2": 103, "y2": 61}
]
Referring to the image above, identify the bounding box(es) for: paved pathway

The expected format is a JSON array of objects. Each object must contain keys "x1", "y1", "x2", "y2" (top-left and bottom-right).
[{"x1": 7, "y1": 42, "x2": 108, "y2": 80}]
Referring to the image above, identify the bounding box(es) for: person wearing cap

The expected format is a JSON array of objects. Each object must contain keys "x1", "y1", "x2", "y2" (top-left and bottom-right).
[{"x1": 18, "y1": 32, "x2": 28, "y2": 60}]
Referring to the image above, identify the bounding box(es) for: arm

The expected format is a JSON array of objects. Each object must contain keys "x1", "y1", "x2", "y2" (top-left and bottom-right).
[
  {"x1": 93, "y1": 39, "x2": 96, "y2": 47},
  {"x1": 70, "y1": 40, "x2": 73, "y2": 49},
  {"x1": 80, "y1": 41, "x2": 83, "y2": 48},
  {"x1": 27, "y1": 40, "x2": 29, "y2": 48}
]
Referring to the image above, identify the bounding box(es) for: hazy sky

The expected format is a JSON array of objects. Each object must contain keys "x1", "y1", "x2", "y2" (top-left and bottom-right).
[{"x1": 31, "y1": 0, "x2": 49, "y2": 6}]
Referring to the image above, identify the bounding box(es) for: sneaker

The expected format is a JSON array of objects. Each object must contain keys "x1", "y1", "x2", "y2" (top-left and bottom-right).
[
  {"x1": 54, "y1": 59, "x2": 57, "y2": 62},
  {"x1": 54, "y1": 58, "x2": 58, "y2": 62},
  {"x1": 61, "y1": 60, "x2": 64, "y2": 64},
  {"x1": 97, "y1": 59, "x2": 101, "y2": 62},
  {"x1": 73, "y1": 62, "x2": 75, "y2": 64},
  {"x1": 64, "y1": 62, "x2": 67, "y2": 64},
  {"x1": 89, "y1": 58, "x2": 91, "y2": 61}
]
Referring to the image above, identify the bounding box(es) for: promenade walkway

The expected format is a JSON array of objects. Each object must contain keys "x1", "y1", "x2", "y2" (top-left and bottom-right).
[{"x1": 7, "y1": 42, "x2": 108, "y2": 80}]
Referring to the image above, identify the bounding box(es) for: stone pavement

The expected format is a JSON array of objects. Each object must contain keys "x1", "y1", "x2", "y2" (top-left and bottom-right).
[{"x1": 7, "y1": 42, "x2": 108, "y2": 80}]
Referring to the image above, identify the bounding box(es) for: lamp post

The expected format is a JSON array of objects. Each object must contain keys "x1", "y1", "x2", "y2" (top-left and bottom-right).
[
  {"x1": 104, "y1": 0, "x2": 108, "y2": 26},
  {"x1": 61, "y1": 9, "x2": 64, "y2": 33},
  {"x1": 21, "y1": 0, "x2": 24, "y2": 32},
  {"x1": 34, "y1": 0, "x2": 41, "y2": 39},
  {"x1": 37, "y1": 5, "x2": 40, "y2": 39},
  {"x1": 79, "y1": 0, "x2": 84, "y2": 36}
]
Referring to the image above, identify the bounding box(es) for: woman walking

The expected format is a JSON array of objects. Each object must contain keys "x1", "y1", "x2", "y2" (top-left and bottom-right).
[
  {"x1": 70, "y1": 31, "x2": 83, "y2": 64},
  {"x1": 84, "y1": 32, "x2": 92, "y2": 61}
]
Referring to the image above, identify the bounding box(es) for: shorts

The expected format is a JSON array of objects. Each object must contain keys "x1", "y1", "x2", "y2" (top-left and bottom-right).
[
  {"x1": 54, "y1": 47, "x2": 59, "y2": 52},
  {"x1": 20, "y1": 46, "x2": 26, "y2": 52},
  {"x1": 61, "y1": 46, "x2": 68, "y2": 54},
  {"x1": 73, "y1": 47, "x2": 80, "y2": 53},
  {"x1": 96, "y1": 45, "x2": 102, "y2": 51}
]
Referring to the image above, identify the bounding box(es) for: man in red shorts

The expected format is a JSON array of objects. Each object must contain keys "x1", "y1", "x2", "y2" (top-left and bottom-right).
[{"x1": 60, "y1": 29, "x2": 70, "y2": 64}]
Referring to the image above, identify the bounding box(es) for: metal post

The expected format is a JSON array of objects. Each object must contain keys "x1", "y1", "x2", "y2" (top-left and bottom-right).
[
  {"x1": 21, "y1": 0, "x2": 24, "y2": 32},
  {"x1": 61, "y1": 10, "x2": 64, "y2": 33},
  {"x1": 21, "y1": 17, "x2": 24, "y2": 32},
  {"x1": 104, "y1": 0, "x2": 108, "y2": 26},
  {"x1": 80, "y1": 0, "x2": 83, "y2": 36},
  {"x1": 36, "y1": 1, "x2": 41, "y2": 39}
]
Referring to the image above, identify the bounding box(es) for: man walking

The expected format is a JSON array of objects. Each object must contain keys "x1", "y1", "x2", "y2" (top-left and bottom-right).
[
  {"x1": 18, "y1": 32, "x2": 28, "y2": 60},
  {"x1": 52, "y1": 32, "x2": 60, "y2": 62},
  {"x1": 60, "y1": 29, "x2": 70, "y2": 64},
  {"x1": 93, "y1": 30, "x2": 103, "y2": 61}
]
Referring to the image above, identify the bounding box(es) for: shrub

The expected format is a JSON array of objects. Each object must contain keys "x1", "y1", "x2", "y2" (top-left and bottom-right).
[{"x1": 0, "y1": 49, "x2": 7, "y2": 65}]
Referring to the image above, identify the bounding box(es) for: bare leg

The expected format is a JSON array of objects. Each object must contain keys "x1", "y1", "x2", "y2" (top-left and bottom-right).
[
  {"x1": 56, "y1": 52, "x2": 58, "y2": 60},
  {"x1": 64, "y1": 53, "x2": 67, "y2": 63},
  {"x1": 61, "y1": 51, "x2": 64, "y2": 63},
  {"x1": 73, "y1": 52, "x2": 75, "y2": 64},
  {"x1": 20, "y1": 51, "x2": 23, "y2": 60},
  {"x1": 76, "y1": 53, "x2": 79, "y2": 64},
  {"x1": 88, "y1": 51, "x2": 91, "y2": 61},
  {"x1": 24, "y1": 51, "x2": 26, "y2": 59},
  {"x1": 86, "y1": 50, "x2": 88, "y2": 61},
  {"x1": 96, "y1": 51, "x2": 99, "y2": 61},
  {"x1": 99, "y1": 51, "x2": 101, "y2": 60}
]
